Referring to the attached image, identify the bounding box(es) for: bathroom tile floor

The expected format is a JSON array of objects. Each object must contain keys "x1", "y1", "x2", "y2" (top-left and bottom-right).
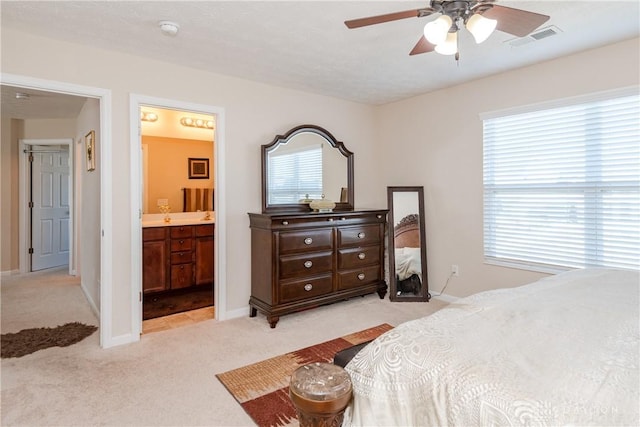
[{"x1": 142, "y1": 306, "x2": 215, "y2": 334}]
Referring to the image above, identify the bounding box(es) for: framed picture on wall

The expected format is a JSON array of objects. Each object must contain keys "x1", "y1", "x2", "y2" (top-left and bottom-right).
[
  {"x1": 188, "y1": 157, "x2": 209, "y2": 179},
  {"x1": 85, "y1": 130, "x2": 96, "y2": 171}
]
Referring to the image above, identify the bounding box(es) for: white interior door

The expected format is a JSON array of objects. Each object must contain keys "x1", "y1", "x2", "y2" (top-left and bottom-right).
[{"x1": 31, "y1": 148, "x2": 70, "y2": 271}]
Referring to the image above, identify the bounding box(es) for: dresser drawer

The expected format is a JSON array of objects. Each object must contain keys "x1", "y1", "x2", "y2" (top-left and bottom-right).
[
  {"x1": 171, "y1": 251, "x2": 193, "y2": 265},
  {"x1": 171, "y1": 264, "x2": 193, "y2": 289},
  {"x1": 171, "y1": 238, "x2": 193, "y2": 252},
  {"x1": 337, "y1": 265, "x2": 382, "y2": 290},
  {"x1": 338, "y1": 246, "x2": 380, "y2": 269},
  {"x1": 279, "y1": 251, "x2": 333, "y2": 279},
  {"x1": 279, "y1": 229, "x2": 333, "y2": 254},
  {"x1": 279, "y1": 275, "x2": 333, "y2": 304},
  {"x1": 337, "y1": 225, "x2": 380, "y2": 248},
  {"x1": 170, "y1": 226, "x2": 194, "y2": 239}
]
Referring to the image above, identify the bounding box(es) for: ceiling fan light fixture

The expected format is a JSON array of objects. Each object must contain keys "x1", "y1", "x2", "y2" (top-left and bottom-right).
[
  {"x1": 424, "y1": 14, "x2": 452, "y2": 45},
  {"x1": 466, "y1": 13, "x2": 497, "y2": 44},
  {"x1": 434, "y1": 31, "x2": 458, "y2": 55}
]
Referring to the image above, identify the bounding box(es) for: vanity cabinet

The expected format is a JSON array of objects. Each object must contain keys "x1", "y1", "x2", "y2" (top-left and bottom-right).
[
  {"x1": 195, "y1": 224, "x2": 215, "y2": 285},
  {"x1": 248, "y1": 209, "x2": 388, "y2": 328},
  {"x1": 142, "y1": 223, "x2": 214, "y2": 294},
  {"x1": 142, "y1": 227, "x2": 169, "y2": 293}
]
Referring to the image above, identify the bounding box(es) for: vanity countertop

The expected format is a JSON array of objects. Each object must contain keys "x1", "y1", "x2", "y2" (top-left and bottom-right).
[{"x1": 142, "y1": 212, "x2": 215, "y2": 228}]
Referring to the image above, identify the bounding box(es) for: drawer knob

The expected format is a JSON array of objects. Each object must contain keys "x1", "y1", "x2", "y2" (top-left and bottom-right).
[
  {"x1": 282, "y1": 220, "x2": 289, "y2": 225},
  {"x1": 179, "y1": 240, "x2": 184, "y2": 244},
  {"x1": 377, "y1": 214, "x2": 382, "y2": 219},
  {"x1": 304, "y1": 283, "x2": 313, "y2": 291},
  {"x1": 357, "y1": 273, "x2": 365, "y2": 280},
  {"x1": 358, "y1": 252, "x2": 366, "y2": 260},
  {"x1": 358, "y1": 232, "x2": 365, "y2": 239},
  {"x1": 304, "y1": 237, "x2": 313, "y2": 245},
  {"x1": 304, "y1": 260, "x2": 313, "y2": 268}
]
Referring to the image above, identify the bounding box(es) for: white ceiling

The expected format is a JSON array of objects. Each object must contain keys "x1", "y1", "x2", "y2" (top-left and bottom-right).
[{"x1": 2, "y1": 1, "x2": 639, "y2": 118}]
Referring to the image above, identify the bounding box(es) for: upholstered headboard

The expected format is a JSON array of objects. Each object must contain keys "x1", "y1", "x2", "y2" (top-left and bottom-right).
[{"x1": 394, "y1": 214, "x2": 420, "y2": 248}]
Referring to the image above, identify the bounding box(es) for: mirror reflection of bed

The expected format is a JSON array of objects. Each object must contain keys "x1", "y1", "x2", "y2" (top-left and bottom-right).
[
  {"x1": 388, "y1": 186, "x2": 429, "y2": 301},
  {"x1": 394, "y1": 214, "x2": 423, "y2": 296}
]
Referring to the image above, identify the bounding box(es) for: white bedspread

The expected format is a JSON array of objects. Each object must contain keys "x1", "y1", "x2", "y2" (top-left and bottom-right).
[
  {"x1": 344, "y1": 268, "x2": 640, "y2": 426},
  {"x1": 394, "y1": 247, "x2": 422, "y2": 282}
]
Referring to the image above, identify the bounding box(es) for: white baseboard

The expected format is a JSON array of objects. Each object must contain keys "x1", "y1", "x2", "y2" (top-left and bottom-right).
[
  {"x1": 104, "y1": 333, "x2": 138, "y2": 348},
  {"x1": 80, "y1": 282, "x2": 101, "y2": 319},
  {"x1": 432, "y1": 293, "x2": 459, "y2": 303},
  {"x1": 1, "y1": 269, "x2": 20, "y2": 278},
  {"x1": 222, "y1": 305, "x2": 250, "y2": 321}
]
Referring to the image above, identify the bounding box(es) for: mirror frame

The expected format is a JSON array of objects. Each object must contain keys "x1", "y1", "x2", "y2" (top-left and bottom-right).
[
  {"x1": 262, "y1": 124, "x2": 354, "y2": 213},
  {"x1": 387, "y1": 186, "x2": 430, "y2": 302}
]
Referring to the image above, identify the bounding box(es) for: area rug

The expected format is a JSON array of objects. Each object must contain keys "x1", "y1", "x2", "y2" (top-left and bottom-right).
[
  {"x1": 143, "y1": 287, "x2": 213, "y2": 320},
  {"x1": 216, "y1": 323, "x2": 393, "y2": 427},
  {"x1": 1, "y1": 322, "x2": 98, "y2": 358}
]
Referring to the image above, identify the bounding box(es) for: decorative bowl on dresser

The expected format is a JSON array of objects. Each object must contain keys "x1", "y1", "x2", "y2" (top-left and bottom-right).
[{"x1": 249, "y1": 124, "x2": 388, "y2": 328}]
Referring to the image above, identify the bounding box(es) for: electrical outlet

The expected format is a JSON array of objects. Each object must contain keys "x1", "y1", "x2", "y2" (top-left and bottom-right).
[{"x1": 451, "y1": 264, "x2": 459, "y2": 277}]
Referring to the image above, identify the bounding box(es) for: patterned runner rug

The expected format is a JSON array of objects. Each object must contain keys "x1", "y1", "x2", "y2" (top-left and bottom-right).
[{"x1": 216, "y1": 323, "x2": 393, "y2": 427}]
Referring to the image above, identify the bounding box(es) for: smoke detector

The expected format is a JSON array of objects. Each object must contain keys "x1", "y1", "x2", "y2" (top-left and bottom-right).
[{"x1": 158, "y1": 21, "x2": 180, "y2": 36}]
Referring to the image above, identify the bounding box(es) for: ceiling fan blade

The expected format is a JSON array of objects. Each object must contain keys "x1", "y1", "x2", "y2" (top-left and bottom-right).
[
  {"x1": 345, "y1": 9, "x2": 422, "y2": 29},
  {"x1": 409, "y1": 36, "x2": 435, "y2": 56},
  {"x1": 482, "y1": 5, "x2": 550, "y2": 37}
]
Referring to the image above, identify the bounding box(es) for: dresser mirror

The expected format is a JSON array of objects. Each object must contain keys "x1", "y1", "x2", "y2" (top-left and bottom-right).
[
  {"x1": 262, "y1": 124, "x2": 354, "y2": 213},
  {"x1": 387, "y1": 186, "x2": 430, "y2": 302}
]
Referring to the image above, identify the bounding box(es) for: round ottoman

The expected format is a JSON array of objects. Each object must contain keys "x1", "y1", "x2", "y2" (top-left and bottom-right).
[{"x1": 289, "y1": 362, "x2": 353, "y2": 427}]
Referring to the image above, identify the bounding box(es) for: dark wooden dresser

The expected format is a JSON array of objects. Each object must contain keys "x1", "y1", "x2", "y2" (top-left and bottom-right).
[{"x1": 248, "y1": 209, "x2": 388, "y2": 328}]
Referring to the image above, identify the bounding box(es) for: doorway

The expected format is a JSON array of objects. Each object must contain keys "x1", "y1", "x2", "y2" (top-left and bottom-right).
[
  {"x1": 129, "y1": 94, "x2": 226, "y2": 339},
  {"x1": 3, "y1": 74, "x2": 112, "y2": 347},
  {"x1": 140, "y1": 106, "x2": 215, "y2": 332},
  {"x1": 19, "y1": 139, "x2": 73, "y2": 273}
]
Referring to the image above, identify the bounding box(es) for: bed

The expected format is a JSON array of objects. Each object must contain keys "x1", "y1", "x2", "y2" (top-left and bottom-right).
[
  {"x1": 393, "y1": 214, "x2": 423, "y2": 295},
  {"x1": 343, "y1": 268, "x2": 639, "y2": 426}
]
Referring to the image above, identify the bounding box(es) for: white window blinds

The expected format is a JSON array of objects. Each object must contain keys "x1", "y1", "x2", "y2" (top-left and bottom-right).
[
  {"x1": 483, "y1": 91, "x2": 640, "y2": 272},
  {"x1": 268, "y1": 145, "x2": 323, "y2": 204}
]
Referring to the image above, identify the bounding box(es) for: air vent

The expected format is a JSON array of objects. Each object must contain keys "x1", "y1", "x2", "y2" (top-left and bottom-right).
[
  {"x1": 505, "y1": 25, "x2": 562, "y2": 47},
  {"x1": 530, "y1": 27, "x2": 559, "y2": 40}
]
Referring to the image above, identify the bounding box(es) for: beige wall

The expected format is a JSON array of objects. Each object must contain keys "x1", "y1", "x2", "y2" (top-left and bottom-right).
[
  {"x1": 75, "y1": 98, "x2": 101, "y2": 312},
  {"x1": 2, "y1": 24, "x2": 637, "y2": 343},
  {"x1": 0, "y1": 118, "x2": 22, "y2": 273},
  {"x1": 376, "y1": 37, "x2": 640, "y2": 297}
]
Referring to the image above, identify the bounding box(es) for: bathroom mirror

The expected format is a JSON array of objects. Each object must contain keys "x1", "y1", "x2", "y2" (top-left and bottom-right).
[
  {"x1": 262, "y1": 124, "x2": 354, "y2": 213},
  {"x1": 387, "y1": 186, "x2": 430, "y2": 302}
]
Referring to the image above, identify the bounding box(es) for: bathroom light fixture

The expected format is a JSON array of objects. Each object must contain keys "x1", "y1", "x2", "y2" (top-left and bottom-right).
[
  {"x1": 158, "y1": 21, "x2": 180, "y2": 36},
  {"x1": 180, "y1": 117, "x2": 214, "y2": 130},
  {"x1": 140, "y1": 111, "x2": 158, "y2": 122},
  {"x1": 15, "y1": 92, "x2": 30, "y2": 100}
]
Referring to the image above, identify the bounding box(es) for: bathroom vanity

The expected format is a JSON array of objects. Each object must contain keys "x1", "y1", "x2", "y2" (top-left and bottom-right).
[
  {"x1": 142, "y1": 221, "x2": 214, "y2": 294},
  {"x1": 249, "y1": 125, "x2": 388, "y2": 328}
]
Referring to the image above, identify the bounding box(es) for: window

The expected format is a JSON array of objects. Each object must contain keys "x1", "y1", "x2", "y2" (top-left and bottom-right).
[
  {"x1": 483, "y1": 90, "x2": 640, "y2": 272},
  {"x1": 268, "y1": 145, "x2": 322, "y2": 204}
]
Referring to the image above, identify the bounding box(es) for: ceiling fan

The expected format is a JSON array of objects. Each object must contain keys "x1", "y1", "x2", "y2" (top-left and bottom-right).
[{"x1": 344, "y1": 0, "x2": 550, "y2": 57}]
